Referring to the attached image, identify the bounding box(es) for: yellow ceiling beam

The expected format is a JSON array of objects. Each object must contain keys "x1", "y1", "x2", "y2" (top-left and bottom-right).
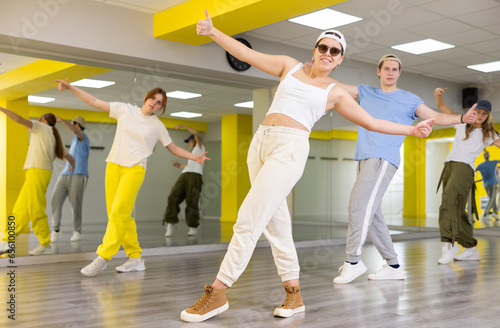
[
  {"x1": 154, "y1": 0, "x2": 348, "y2": 45},
  {"x1": 0, "y1": 59, "x2": 111, "y2": 101}
]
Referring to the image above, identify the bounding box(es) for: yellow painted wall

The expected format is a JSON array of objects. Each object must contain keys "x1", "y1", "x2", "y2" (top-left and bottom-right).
[
  {"x1": 220, "y1": 114, "x2": 252, "y2": 226},
  {"x1": 0, "y1": 98, "x2": 30, "y2": 233}
]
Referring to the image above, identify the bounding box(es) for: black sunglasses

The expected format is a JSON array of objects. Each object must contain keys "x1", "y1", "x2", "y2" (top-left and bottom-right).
[{"x1": 316, "y1": 44, "x2": 343, "y2": 57}]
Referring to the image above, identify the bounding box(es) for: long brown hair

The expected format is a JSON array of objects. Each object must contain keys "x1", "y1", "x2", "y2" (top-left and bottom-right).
[
  {"x1": 41, "y1": 113, "x2": 65, "y2": 160},
  {"x1": 464, "y1": 111, "x2": 499, "y2": 143},
  {"x1": 144, "y1": 88, "x2": 167, "y2": 115}
]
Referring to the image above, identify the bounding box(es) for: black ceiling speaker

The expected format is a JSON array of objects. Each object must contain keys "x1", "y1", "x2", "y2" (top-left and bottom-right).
[{"x1": 462, "y1": 87, "x2": 478, "y2": 108}]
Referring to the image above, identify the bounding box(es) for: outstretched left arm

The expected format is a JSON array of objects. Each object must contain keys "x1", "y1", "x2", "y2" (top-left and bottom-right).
[
  {"x1": 415, "y1": 103, "x2": 477, "y2": 126},
  {"x1": 165, "y1": 143, "x2": 210, "y2": 165}
]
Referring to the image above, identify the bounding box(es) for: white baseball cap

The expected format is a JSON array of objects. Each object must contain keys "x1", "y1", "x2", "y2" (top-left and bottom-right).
[{"x1": 316, "y1": 30, "x2": 347, "y2": 53}]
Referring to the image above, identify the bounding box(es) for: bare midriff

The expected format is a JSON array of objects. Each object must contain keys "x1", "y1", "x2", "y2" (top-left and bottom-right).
[{"x1": 261, "y1": 113, "x2": 309, "y2": 131}]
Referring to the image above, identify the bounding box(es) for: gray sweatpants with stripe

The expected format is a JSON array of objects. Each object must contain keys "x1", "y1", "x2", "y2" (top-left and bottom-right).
[
  {"x1": 51, "y1": 174, "x2": 88, "y2": 233},
  {"x1": 345, "y1": 158, "x2": 399, "y2": 265}
]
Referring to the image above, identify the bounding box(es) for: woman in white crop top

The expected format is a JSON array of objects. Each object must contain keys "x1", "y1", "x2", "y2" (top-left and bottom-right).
[
  {"x1": 54, "y1": 79, "x2": 209, "y2": 278},
  {"x1": 180, "y1": 10, "x2": 435, "y2": 323}
]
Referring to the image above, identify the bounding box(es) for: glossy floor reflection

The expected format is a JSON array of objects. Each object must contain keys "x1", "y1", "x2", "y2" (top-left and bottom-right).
[
  {"x1": 0, "y1": 217, "x2": 438, "y2": 257},
  {"x1": 1, "y1": 236, "x2": 499, "y2": 327}
]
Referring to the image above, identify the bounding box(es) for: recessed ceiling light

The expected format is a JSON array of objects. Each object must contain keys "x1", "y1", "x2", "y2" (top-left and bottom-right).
[
  {"x1": 28, "y1": 95, "x2": 55, "y2": 104},
  {"x1": 289, "y1": 9, "x2": 362, "y2": 30},
  {"x1": 170, "y1": 111, "x2": 202, "y2": 118},
  {"x1": 391, "y1": 39, "x2": 455, "y2": 55},
  {"x1": 71, "y1": 78, "x2": 115, "y2": 88},
  {"x1": 467, "y1": 60, "x2": 500, "y2": 73},
  {"x1": 167, "y1": 91, "x2": 202, "y2": 100},
  {"x1": 234, "y1": 101, "x2": 254, "y2": 108}
]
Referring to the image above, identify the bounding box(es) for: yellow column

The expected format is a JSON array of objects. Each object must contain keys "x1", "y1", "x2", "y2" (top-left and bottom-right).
[
  {"x1": 403, "y1": 136, "x2": 427, "y2": 226},
  {"x1": 220, "y1": 114, "x2": 252, "y2": 228},
  {"x1": 0, "y1": 98, "x2": 30, "y2": 233}
]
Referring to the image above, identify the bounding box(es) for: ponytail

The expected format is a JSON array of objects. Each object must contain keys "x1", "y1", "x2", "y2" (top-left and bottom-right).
[
  {"x1": 52, "y1": 126, "x2": 65, "y2": 160},
  {"x1": 41, "y1": 113, "x2": 65, "y2": 160}
]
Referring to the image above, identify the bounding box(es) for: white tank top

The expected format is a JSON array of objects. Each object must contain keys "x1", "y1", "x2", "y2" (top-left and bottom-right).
[
  {"x1": 182, "y1": 144, "x2": 206, "y2": 175},
  {"x1": 266, "y1": 63, "x2": 335, "y2": 131}
]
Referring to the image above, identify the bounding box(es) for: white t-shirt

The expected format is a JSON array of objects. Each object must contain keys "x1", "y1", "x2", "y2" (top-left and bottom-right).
[
  {"x1": 106, "y1": 102, "x2": 173, "y2": 169},
  {"x1": 24, "y1": 121, "x2": 58, "y2": 171},
  {"x1": 182, "y1": 144, "x2": 206, "y2": 175},
  {"x1": 445, "y1": 124, "x2": 499, "y2": 170}
]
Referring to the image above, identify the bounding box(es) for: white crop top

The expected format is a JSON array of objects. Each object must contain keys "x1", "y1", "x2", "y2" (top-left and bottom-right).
[{"x1": 266, "y1": 63, "x2": 335, "y2": 131}]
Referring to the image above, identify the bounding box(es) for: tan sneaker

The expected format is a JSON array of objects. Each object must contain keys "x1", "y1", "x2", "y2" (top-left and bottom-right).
[
  {"x1": 274, "y1": 285, "x2": 305, "y2": 317},
  {"x1": 180, "y1": 285, "x2": 229, "y2": 322}
]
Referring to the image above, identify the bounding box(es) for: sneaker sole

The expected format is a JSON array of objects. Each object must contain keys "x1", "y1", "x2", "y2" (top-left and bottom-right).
[
  {"x1": 180, "y1": 302, "x2": 229, "y2": 323},
  {"x1": 368, "y1": 275, "x2": 406, "y2": 280},
  {"x1": 29, "y1": 250, "x2": 52, "y2": 256},
  {"x1": 274, "y1": 305, "x2": 305, "y2": 318},
  {"x1": 115, "y1": 266, "x2": 146, "y2": 273},
  {"x1": 454, "y1": 257, "x2": 480, "y2": 261}
]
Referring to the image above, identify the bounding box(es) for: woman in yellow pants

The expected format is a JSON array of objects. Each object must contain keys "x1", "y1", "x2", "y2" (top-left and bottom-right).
[
  {"x1": 0, "y1": 109, "x2": 75, "y2": 256},
  {"x1": 55, "y1": 79, "x2": 209, "y2": 277}
]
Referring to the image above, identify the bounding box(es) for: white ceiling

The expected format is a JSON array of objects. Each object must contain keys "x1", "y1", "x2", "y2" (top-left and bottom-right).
[
  {"x1": 88, "y1": 0, "x2": 500, "y2": 85},
  {"x1": 2, "y1": 0, "x2": 500, "y2": 123}
]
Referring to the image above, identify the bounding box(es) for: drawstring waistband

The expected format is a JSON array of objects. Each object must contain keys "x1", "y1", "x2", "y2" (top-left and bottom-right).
[{"x1": 257, "y1": 125, "x2": 310, "y2": 138}]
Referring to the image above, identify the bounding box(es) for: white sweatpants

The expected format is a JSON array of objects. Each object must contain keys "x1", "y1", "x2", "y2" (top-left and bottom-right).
[{"x1": 217, "y1": 125, "x2": 310, "y2": 287}]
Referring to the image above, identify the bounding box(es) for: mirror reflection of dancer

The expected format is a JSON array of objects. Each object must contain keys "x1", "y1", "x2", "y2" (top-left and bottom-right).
[
  {"x1": 0, "y1": 108, "x2": 75, "y2": 256},
  {"x1": 55, "y1": 79, "x2": 209, "y2": 277},
  {"x1": 475, "y1": 150, "x2": 500, "y2": 220},
  {"x1": 180, "y1": 10, "x2": 434, "y2": 323},
  {"x1": 435, "y1": 88, "x2": 500, "y2": 264},
  {"x1": 328, "y1": 55, "x2": 477, "y2": 284},
  {"x1": 50, "y1": 116, "x2": 90, "y2": 243},
  {"x1": 164, "y1": 124, "x2": 206, "y2": 237}
]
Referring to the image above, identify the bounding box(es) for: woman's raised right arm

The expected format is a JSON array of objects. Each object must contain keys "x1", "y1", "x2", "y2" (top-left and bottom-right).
[
  {"x1": 197, "y1": 10, "x2": 297, "y2": 78},
  {"x1": 55, "y1": 78, "x2": 110, "y2": 112},
  {"x1": 0, "y1": 106, "x2": 33, "y2": 129}
]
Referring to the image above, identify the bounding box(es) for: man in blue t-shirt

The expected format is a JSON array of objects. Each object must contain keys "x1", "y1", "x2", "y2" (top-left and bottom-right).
[
  {"x1": 51, "y1": 116, "x2": 90, "y2": 243},
  {"x1": 331, "y1": 54, "x2": 478, "y2": 284},
  {"x1": 476, "y1": 150, "x2": 499, "y2": 220}
]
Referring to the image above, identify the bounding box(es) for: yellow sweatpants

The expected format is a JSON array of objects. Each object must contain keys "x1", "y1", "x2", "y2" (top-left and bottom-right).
[
  {"x1": 3, "y1": 168, "x2": 52, "y2": 246},
  {"x1": 96, "y1": 163, "x2": 145, "y2": 260}
]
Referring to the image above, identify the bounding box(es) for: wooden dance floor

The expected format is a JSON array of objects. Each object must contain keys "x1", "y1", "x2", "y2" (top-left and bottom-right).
[{"x1": 1, "y1": 230, "x2": 499, "y2": 328}]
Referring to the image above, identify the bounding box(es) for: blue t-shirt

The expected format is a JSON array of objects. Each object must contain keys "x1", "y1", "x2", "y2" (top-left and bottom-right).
[
  {"x1": 62, "y1": 133, "x2": 90, "y2": 176},
  {"x1": 354, "y1": 85, "x2": 423, "y2": 168},
  {"x1": 476, "y1": 160, "x2": 498, "y2": 187}
]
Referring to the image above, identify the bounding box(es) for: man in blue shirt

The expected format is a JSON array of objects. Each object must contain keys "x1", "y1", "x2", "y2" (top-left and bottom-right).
[
  {"x1": 51, "y1": 116, "x2": 90, "y2": 242},
  {"x1": 476, "y1": 150, "x2": 499, "y2": 220},
  {"x1": 331, "y1": 54, "x2": 477, "y2": 283}
]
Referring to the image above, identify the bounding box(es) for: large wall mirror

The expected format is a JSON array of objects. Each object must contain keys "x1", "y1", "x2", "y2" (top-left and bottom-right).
[{"x1": 2, "y1": 48, "x2": 498, "y2": 260}]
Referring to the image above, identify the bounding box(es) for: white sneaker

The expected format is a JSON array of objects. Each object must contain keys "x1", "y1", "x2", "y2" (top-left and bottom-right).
[
  {"x1": 165, "y1": 223, "x2": 176, "y2": 237},
  {"x1": 482, "y1": 214, "x2": 492, "y2": 221},
  {"x1": 333, "y1": 260, "x2": 367, "y2": 284},
  {"x1": 187, "y1": 227, "x2": 198, "y2": 236},
  {"x1": 454, "y1": 247, "x2": 480, "y2": 261},
  {"x1": 29, "y1": 244, "x2": 52, "y2": 256},
  {"x1": 368, "y1": 264, "x2": 406, "y2": 280},
  {"x1": 50, "y1": 231, "x2": 62, "y2": 243},
  {"x1": 492, "y1": 213, "x2": 499, "y2": 220},
  {"x1": 81, "y1": 256, "x2": 107, "y2": 277},
  {"x1": 115, "y1": 257, "x2": 146, "y2": 273},
  {"x1": 438, "y1": 242, "x2": 460, "y2": 264},
  {"x1": 70, "y1": 231, "x2": 81, "y2": 242},
  {"x1": 0, "y1": 241, "x2": 11, "y2": 254}
]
